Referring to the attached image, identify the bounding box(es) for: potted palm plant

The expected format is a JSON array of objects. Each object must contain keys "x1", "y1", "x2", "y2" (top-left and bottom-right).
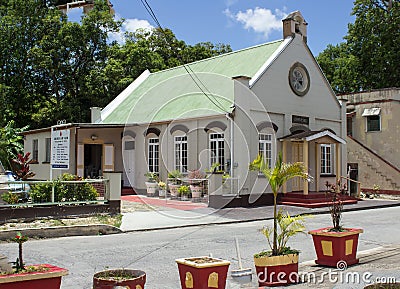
[
  {"x1": 308, "y1": 180, "x2": 363, "y2": 267},
  {"x1": 0, "y1": 232, "x2": 68, "y2": 289},
  {"x1": 249, "y1": 152, "x2": 311, "y2": 287}
]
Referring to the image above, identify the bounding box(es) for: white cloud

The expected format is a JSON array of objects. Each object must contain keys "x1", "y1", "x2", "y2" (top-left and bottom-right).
[
  {"x1": 109, "y1": 18, "x2": 154, "y2": 44},
  {"x1": 123, "y1": 18, "x2": 153, "y2": 32},
  {"x1": 227, "y1": 7, "x2": 287, "y2": 40}
]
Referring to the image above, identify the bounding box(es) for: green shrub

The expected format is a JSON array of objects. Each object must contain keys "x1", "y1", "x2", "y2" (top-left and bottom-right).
[
  {"x1": 1, "y1": 192, "x2": 20, "y2": 204},
  {"x1": 29, "y1": 173, "x2": 99, "y2": 203}
]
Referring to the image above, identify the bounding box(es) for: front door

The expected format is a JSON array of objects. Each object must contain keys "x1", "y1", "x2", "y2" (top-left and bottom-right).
[
  {"x1": 122, "y1": 136, "x2": 136, "y2": 187},
  {"x1": 292, "y1": 142, "x2": 304, "y2": 191},
  {"x1": 84, "y1": 144, "x2": 103, "y2": 178}
]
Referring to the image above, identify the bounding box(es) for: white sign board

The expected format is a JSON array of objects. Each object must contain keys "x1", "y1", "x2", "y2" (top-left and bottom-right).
[{"x1": 51, "y1": 129, "x2": 70, "y2": 169}]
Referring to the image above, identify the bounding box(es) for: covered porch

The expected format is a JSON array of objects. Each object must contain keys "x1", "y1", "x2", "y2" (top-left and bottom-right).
[{"x1": 279, "y1": 129, "x2": 358, "y2": 208}]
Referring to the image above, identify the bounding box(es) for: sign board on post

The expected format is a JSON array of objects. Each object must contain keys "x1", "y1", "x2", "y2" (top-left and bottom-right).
[{"x1": 51, "y1": 129, "x2": 70, "y2": 169}]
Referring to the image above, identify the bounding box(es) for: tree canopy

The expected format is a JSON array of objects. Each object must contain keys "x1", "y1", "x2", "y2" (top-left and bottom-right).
[
  {"x1": 317, "y1": 0, "x2": 399, "y2": 94},
  {"x1": 0, "y1": 0, "x2": 232, "y2": 130}
]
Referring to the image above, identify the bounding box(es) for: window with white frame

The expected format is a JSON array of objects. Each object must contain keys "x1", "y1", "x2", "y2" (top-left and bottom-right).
[
  {"x1": 320, "y1": 144, "x2": 333, "y2": 174},
  {"x1": 45, "y1": 138, "x2": 51, "y2": 162},
  {"x1": 174, "y1": 135, "x2": 188, "y2": 172},
  {"x1": 32, "y1": 139, "x2": 39, "y2": 161},
  {"x1": 210, "y1": 133, "x2": 225, "y2": 170},
  {"x1": 148, "y1": 138, "x2": 159, "y2": 173},
  {"x1": 362, "y1": 108, "x2": 381, "y2": 132},
  {"x1": 258, "y1": 133, "x2": 273, "y2": 168}
]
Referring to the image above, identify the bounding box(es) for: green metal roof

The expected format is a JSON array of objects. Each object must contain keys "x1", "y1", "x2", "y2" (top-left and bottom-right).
[{"x1": 101, "y1": 39, "x2": 284, "y2": 124}]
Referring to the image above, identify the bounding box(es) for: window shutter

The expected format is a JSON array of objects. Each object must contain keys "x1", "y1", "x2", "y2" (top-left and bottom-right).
[
  {"x1": 77, "y1": 144, "x2": 84, "y2": 177},
  {"x1": 103, "y1": 144, "x2": 114, "y2": 172}
]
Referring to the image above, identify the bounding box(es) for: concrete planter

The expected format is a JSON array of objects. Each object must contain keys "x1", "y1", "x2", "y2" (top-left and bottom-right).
[
  {"x1": 168, "y1": 184, "x2": 180, "y2": 197},
  {"x1": 145, "y1": 182, "x2": 158, "y2": 196},
  {"x1": 93, "y1": 269, "x2": 146, "y2": 289},
  {"x1": 0, "y1": 264, "x2": 68, "y2": 289},
  {"x1": 176, "y1": 256, "x2": 230, "y2": 289},
  {"x1": 309, "y1": 227, "x2": 363, "y2": 267},
  {"x1": 159, "y1": 189, "x2": 167, "y2": 198},
  {"x1": 190, "y1": 185, "x2": 202, "y2": 198},
  {"x1": 254, "y1": 253, "x2": 299, "y2": 287}
]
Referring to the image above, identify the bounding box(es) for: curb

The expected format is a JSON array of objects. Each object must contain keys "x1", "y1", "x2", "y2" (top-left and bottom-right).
[
  {"x1": 1, "y1": 201, "x2": 399, "y2": 239},
  {"x1": 0, "y1": 224, "x2": 121, "y2": 241},
  {"x1": 121, "y1": 201, "x2": 400, "y2": 233}
]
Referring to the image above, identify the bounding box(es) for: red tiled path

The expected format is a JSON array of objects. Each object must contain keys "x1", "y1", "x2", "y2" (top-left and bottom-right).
[{"x1": 121, "y1": 195, "x2": 208, "y2": 211}]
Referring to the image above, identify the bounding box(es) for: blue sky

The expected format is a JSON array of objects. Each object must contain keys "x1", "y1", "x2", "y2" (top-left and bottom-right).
[{"x1": 69, "y1": 0, "x2": 356, "y2": 56}]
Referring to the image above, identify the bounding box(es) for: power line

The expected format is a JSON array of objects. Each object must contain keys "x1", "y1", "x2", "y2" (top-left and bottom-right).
[
  {"x1": 137, "y1": 0, "x2": 230, "y2": 114},
  {"x1": 139, "y1": 0, "x2": 162, "y2": 29}
]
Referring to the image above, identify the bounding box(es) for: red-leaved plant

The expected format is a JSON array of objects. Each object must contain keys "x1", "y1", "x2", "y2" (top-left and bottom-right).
[{"x1": 11, "y1": 152, "x2": 35, "y2": 180}]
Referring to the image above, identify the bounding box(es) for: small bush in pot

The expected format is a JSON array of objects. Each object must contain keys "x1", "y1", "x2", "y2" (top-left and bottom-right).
[
  {"x1": 188, "y1": 170, "x2": 204, "y2": 198},
  {"x1": 0, "y1": 232, "x2": 68, "y2": 289},
  {"x1": 178, "y1": 185, "x2": 190, "y2": 200},
  {"x1": 144, "y1": 172, "x2": 159, "y2": 196},
  {"x1": 158, "y1": 181, "x2": 167, "y2": 198},
  {"x1": 309, "y1": 180, "x2": 363, "y2": 267},
  {"x1": 168, "y1": 170, "x2": 182, "y2": 197}
]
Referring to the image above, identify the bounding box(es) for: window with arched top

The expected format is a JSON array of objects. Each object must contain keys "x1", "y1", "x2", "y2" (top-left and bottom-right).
[
  {"x1": 209, "y1": 132, "x2": 225, "y2": 171},
  {"x1": 145, "y1": 128, "x2": 161, "y2": 173},
  {"x1": 174, "y1": 135, "x2": 188, "y2": 173},
  {"x1": 257, "y1": 124, "x2": 277, "y2": 168},
  {"x1": 148, "y1": 137, "x2": 159, "y2": 173},
  {"x1": 205, "y1": 121, "x2": 227, "y2": 171}
]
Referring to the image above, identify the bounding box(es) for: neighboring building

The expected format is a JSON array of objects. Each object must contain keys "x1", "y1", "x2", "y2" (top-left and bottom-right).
[
  {"x1": 340, "y1": 88, "x2": 400, "y2": 193},
  {"x1": 24, "y1": 11, "x2": 348, "y2": 207}
]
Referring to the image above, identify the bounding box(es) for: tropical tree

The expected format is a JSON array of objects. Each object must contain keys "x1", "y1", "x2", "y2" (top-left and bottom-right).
[
  {"x1": 0, "y1": 121, "x2": 28, "y2": 170},
  {"x1": 317, "y1": 0, "x2": 400, "y2": 93},
  {"x1": 0, "y1": 0, "x2": 231, "y2": 130},
  {"x1": 249, "y1": 153, "x2": 310, "y2": 256}
]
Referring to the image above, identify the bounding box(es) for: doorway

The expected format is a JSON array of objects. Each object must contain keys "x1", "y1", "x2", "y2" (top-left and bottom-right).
[
  {"x1": 292, "y1": 142, "x2": 304, "y2": 191},
  {"x1": 347, "y1": 163, "x2": 359, "y2": 195},
  {"x1": 122, "y1": 137, "x2": 136, "y2": 187},
  {"x1": 84, "y1": 144, "x2": 102, "y2": 178}
]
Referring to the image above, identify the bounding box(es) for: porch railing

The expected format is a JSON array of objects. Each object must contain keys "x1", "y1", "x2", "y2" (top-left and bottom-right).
[{"x1": 0, "y1": 178, "x2": 108, "y2": 207}]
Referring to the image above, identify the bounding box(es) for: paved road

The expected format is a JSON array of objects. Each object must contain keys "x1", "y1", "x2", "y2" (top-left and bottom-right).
[{"x1": 0, "y1": 206, "x2": 399, "y2": 288}]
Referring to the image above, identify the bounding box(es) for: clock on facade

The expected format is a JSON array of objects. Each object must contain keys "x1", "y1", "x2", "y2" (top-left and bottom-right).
[{"x1": 289, "y1": 62, "x2": 310, "y2": 96}]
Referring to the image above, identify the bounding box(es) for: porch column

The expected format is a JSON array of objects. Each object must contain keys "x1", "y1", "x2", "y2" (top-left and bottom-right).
[
  {"x1": 336, "y1": 143, "x2": 341, "y2": 183},
  {"x1": 303, "y1": 140, "x2": 309, "y2": 195},
  {"x1": 282, "y1": 140, "x2": 287, "y2": 193},
  {"x1": 315, "y1": 143, "x2": 320, "y2": 192}
]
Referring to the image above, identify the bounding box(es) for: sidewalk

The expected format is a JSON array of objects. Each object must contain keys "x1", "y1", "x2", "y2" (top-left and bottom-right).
[
  {"x1": 120, "y1": 195, "x2": 400, "y2": 232},
  {"x1": 224, "y1": 244, "x2": 400, "y2": 288}
]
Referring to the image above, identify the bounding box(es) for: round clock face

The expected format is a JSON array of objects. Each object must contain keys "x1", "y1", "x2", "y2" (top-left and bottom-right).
[{"x1": 289, "y1": 62, "x2": 310, "y2": 96}]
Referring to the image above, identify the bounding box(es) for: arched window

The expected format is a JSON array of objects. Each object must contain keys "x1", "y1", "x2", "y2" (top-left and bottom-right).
[
  {"x1": 145, "y1": 128, "x2": 160, "y2": 173},
  {"x1": 257, "y1": 121, "x2": 278, "y2": 168},
  {"x1": 205, "y1": 121, "x2": 227, "y2": 171}
]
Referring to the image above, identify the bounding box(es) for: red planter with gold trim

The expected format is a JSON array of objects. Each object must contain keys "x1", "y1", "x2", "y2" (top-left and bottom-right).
[
  {"x1": 0, "y1": 264, "x2": 68, "y2": 289},
  {"x1": 176, "y1": 256, "x2": 230, "y2": 289},
  {"x1": 308, "y1": 227, "x2": 363, "y2": 267},
  {"x1": 254, "y1": 253, "x2": 299, "y2": 287}
]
